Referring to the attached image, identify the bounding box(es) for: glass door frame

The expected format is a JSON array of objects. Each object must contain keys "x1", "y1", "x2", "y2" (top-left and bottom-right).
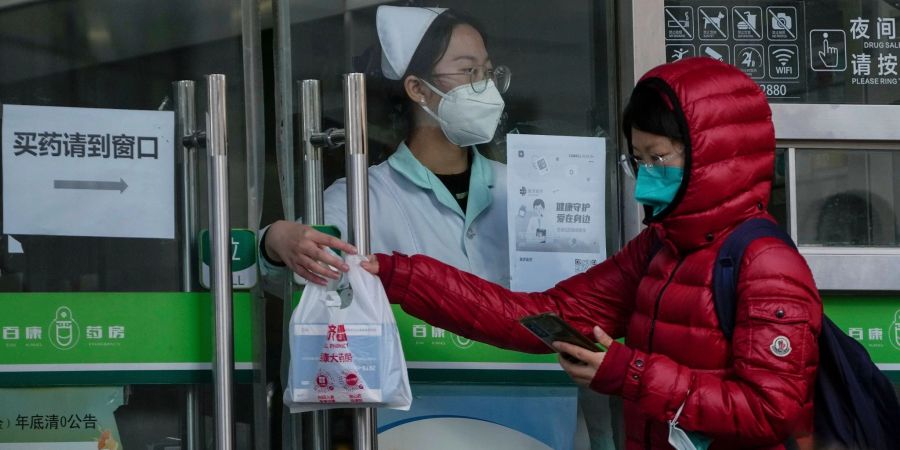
[{"x1": 620, "y1": 0, "x2": 666, "y2": 245}]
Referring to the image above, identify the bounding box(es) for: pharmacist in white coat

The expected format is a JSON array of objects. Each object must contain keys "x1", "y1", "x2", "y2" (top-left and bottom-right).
[{"x1": 261, "y1": 6, "x2": 510, "y2": 288}]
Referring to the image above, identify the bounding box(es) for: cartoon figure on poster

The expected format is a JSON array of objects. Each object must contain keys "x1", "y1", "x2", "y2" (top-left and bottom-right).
[
  {"x1": 523, "y1": 198, "x2": 548, "y2": 246},
  {"x1": 516, "y1": 195, "x2": 600, "y2": 253}
]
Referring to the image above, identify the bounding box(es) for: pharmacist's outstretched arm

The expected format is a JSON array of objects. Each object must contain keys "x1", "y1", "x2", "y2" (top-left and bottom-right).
[{"x1": 262, "y1": 220, "x2": 358, "y2": 285}]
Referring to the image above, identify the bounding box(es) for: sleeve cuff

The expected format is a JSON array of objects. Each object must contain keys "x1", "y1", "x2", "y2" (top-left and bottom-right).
[
  {"x1": 259, "y1": 227, "x2": 286, "y2": 267},
  {"x1": 590, "y1": 341, "x2": 634, "y2": 395},
  {"x1": 377, "y1": 252, "x2": 411, "y2": 304},
  {"x1": 376, "y1": 253, "x2": 394, "y2": 288}
]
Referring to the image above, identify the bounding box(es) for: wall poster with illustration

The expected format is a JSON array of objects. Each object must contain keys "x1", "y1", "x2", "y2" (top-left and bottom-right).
[{"x1": 507, "y1": 134, "x2": 606, "y2": 292}]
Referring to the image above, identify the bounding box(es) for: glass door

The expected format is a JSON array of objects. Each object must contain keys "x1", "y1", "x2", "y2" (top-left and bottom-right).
[
  {"x1": 271, "y1": 1, "x2": 625, "y2": 449},
  {"x1": 0, "y1": 0, "x2": 268, "y2": 448}
]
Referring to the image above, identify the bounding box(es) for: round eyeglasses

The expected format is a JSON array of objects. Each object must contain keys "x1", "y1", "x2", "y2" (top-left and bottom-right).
[
  {"x1": 431, "y1": 64, "x2": 512, "y2": 94},
  {"x1": 619, "y1": 152, "x2": 683, "y2": 179}
]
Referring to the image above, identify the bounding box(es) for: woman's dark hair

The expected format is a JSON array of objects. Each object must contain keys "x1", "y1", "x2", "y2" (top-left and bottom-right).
[
  {"x1": 621, "y1": 84, "x2": 683, "y2": 145},
  {"x1": 361, "y1": 8, "x2": 488, "y2": 150},
  {"x1": 403, "y1": 9, "x2": 487, "y2": 80}
]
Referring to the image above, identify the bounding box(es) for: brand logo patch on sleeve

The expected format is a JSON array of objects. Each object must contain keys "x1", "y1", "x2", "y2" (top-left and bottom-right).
[{"x1": 770, "y1": 335, "x2": 792, "y2": 357}]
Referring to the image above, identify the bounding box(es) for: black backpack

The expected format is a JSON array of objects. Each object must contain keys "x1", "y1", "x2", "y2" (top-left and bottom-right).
[{"x1": 648, "y1": 218, "x2": 900, "y2": 449}]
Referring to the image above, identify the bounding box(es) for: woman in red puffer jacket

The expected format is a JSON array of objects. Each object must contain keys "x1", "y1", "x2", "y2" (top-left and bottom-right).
[{"x1": 363, "y1": 57, "x2": 822, "y2": 450}]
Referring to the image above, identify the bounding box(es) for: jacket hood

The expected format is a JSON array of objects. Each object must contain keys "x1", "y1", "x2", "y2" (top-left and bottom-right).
[{"x1": 635, "y1": 57, "x2": 775, "y2": 252}]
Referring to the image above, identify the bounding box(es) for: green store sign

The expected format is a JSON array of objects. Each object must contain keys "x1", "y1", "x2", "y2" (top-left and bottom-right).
[
  {"x1": 823, "y1": 295, "x2": 900, "y2": 371},
  {"x1": 0, "y1": 292, "x2": 896, "y2": 386},
  {"x1": 0, "y1": 292, "x2": 255, "y2": 385}
]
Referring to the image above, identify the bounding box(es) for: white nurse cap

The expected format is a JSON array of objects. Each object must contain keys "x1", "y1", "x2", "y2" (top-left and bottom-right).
[{"x1": 377, "y1": 5, "x2": 448, "y2": 80}]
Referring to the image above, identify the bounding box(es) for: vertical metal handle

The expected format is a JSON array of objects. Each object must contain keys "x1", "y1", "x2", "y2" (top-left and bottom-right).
[
  {"x1": 299, "y1": 79, "x2": 331, "y2": 450},
  {"x1": 207, "y1": 74, "x2": 235, "y2": 450},
  {"x1": 175, "y1": 81, "x2": 200, "y2": 291},
  {"x1": 173, "y1": 80, "x2": 203, "y2": 450},
  {"x1": 344, "y1": 73, "x2": 371, "y2": 255},
  {"x1": 301, "y1": 79, "x2": 325, "y2": 225},
  {"x1": 344, "y1": 73, "x2": 377, "y2": 450}
]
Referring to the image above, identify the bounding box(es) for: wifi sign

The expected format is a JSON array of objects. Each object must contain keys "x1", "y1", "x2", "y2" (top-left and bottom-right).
[
  {"x1": 768, "y1": 44, "x2": 800, "y2": 79},
  {"x1": 773, "y1": 49, "x2": 794, "y2": 65}
]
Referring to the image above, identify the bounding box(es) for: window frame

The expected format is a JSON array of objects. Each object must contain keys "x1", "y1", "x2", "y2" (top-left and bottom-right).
[{"x1": 773, "y1": 104, "x2": 900, "y2": 291}]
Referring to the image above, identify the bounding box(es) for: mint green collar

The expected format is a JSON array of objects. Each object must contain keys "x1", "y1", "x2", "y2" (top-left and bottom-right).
[{"x1": 388, "y1": 142, "x2": 495, "y2": 230}]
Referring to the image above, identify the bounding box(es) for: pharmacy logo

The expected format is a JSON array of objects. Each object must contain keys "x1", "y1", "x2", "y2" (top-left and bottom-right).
[
  {"x1": 891, "y1": 310, "x2": 900, "y2": 351},
  {"x1": 451, "y1": 334, "x2": 475, "y2": 350},
  {"x1": 49, "y1": 306, "x2": 80, "y2": 350}
]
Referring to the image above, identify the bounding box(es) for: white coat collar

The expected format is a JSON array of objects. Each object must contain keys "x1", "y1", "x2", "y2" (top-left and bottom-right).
[{"x1": 388, "y1": 142, "x2": 495, "y2": 228}]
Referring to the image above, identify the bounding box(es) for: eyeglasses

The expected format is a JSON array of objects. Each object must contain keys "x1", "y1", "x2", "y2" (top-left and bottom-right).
[
  {"x1": 619, "y1": 152, "x2": 682, "y2": 178},
  {"x1": 431, "y1": 64, "x2": 511, "y2": 94}
]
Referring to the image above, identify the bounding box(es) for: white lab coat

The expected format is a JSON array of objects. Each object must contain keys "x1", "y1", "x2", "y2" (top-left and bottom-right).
[{"x1": 262, "y1": 142, "x2": 510, "y2": 287}]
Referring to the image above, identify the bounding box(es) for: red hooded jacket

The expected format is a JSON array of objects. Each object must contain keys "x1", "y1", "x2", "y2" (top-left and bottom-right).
[{"x1": 376, "y1": 58, "x2": 822, "y2": 450}]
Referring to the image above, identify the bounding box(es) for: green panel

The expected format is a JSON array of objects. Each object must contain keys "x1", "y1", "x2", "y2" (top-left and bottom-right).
[
  {"x1": 408, "y1": 369, "x2": 571, "y2": 385},
  {"x1": 199, "y1": 228, "x2": 257, "y2": 271},
  {"x1": 0, "y1": 292, "x2": 255, "y2": 386},
  {"x1": 822, "y1": 295, "x2": 900, "y2": 368},
  {"x1": 199, "y1": 229, "x2": 258, "y2": 290},
  {"x1": 392, "y1": 305, "x2": 558, "y2": 364}
]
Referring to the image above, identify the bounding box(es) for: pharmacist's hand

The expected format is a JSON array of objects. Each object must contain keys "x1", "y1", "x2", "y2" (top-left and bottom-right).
[
  {"x1": 264, "y1": 220, "x2": 357, "y2": 285},
  {"x1": 555, "y1": 326, "x2": 615, "y2": 388},
  {"x1": 360, "y1": 255, "x2": 380, "y2": 275}
]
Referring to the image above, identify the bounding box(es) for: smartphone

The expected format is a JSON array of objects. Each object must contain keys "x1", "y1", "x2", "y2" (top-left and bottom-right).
[{"x1": 519, "y1": 312, "x2": 603, "y2": 363}]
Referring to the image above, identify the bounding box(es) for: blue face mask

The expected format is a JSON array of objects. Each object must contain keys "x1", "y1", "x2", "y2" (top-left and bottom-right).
[{"x1": 634, "y1": 166, "x2": 684, "y2": 217}]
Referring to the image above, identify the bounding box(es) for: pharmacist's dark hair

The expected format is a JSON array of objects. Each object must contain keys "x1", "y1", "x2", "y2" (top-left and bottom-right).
[{"x1": 403, "y1": 9, "x2": 487, "y2": 81}]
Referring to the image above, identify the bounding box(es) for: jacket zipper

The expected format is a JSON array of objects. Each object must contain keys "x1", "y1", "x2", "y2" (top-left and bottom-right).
[{"x1": 644, "y1": 258, "x2": 684, "y2": 450}]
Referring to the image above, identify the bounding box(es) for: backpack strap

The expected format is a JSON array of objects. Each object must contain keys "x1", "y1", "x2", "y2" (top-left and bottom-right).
[{"x1": 712, "y1": 218, "x2": 796, "y2": 340}]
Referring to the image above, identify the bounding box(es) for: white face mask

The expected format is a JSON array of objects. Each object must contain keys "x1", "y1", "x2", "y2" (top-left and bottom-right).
[
  {"x1": 418, "y1": 78, "x2": 505, "y2": 147},
  {"x1": 668, "y1": 401, "x2": 712, "y2": 450}
]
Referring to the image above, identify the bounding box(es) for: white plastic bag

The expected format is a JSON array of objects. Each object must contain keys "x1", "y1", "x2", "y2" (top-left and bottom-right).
[{"x1": 284, "y1": 254, "x2": 412, "y2": 413}]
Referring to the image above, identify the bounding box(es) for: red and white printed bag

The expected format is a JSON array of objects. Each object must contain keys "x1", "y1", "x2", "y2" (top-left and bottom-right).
[{"x1": 284, "y1": 255, "x2": 412, "y2": 413}]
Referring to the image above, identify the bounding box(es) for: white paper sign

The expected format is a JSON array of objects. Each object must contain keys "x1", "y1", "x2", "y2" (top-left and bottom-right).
[
  {"x1": 2, "y1": 104, "x2": 175, "y2": 239},
  {"x1": 507, "y1": 134, "x2": 606, "y2": 292}
]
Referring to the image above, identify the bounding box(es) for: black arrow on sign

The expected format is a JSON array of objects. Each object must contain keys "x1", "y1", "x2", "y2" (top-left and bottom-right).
[{"x1": 53, "y1": 178, "x2": 128, "y2": 193}]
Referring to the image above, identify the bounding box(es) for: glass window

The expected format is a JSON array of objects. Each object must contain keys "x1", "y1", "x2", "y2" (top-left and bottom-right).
[
  {"x1": 794, "y1": 148, "x2": 900, "y2": 246},
  {"x1": 288, "y1": 3, "x2": 617, "y2": 163},
  {"x1": 0, "y1": 0, "x2": 251, "y2": 292},
  {"x1": 0, "y1": 1, "x2": 259, "y2": 449}
]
